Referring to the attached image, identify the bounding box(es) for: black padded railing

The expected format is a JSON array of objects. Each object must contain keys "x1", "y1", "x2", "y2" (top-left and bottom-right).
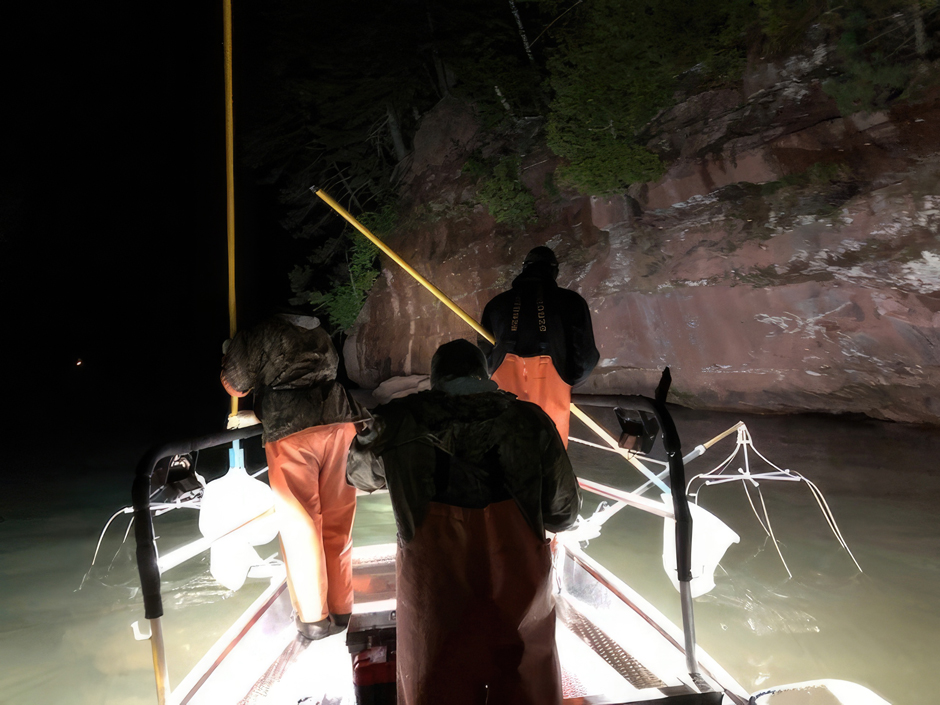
[
  {"x1": 131, "y1": 425, "x2": 264, "y2": 619},
  {"x1": 572, "y1": 369, "x2": 693, "y2": 584}
]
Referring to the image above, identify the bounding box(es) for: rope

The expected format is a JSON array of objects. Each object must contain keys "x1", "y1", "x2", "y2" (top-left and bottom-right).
[{"x1": 758, "y1": 487, "x2": 792, "y2": 579}]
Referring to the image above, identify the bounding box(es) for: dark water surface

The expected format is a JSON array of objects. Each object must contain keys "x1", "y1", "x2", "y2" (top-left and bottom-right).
[{"x1": 0, "y1": 410, "x2": 936, "y2": 704}]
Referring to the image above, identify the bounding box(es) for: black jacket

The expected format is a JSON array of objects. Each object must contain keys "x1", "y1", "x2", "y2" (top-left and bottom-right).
[
  {"x1": 346, "y1": 378, "x2": 581, "y2": 543},
  {"x1": 479, "y1": 269, "x2": 599, "y2": 386},
  {"x1": 221, "y1": 314, "x2": 364, "y2": 443}
]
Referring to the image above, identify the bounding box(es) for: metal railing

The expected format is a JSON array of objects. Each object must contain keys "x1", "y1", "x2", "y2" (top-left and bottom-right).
[{"x1": 131, "y1": 425, "x2": 263, "y2": 705}]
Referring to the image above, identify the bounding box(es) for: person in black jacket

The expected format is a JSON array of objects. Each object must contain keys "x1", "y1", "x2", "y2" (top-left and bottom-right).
[
  {"x1": 347, "y1": 339, "x2": 580, "y2": 705},
  {"x1": 479, "y1": 246, "x2": 599, "y2": 446}
]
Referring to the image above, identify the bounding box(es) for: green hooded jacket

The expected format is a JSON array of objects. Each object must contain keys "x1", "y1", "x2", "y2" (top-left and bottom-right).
[{"x1": 346, "y1": 378, "x2": 580, "y2": 543}]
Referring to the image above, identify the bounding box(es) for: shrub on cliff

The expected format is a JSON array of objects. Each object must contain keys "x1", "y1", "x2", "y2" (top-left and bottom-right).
[
  {"x1": 542, "y1": 0, "x2": 752, "y2": 193},
  {"x1": 467, "y1": 154, "x2": 538, "y2": 226},
  {"x1": 821, "y1": 4, "x2": 935, "y2": 116},
  {"x1": 289, "y1": 206, "x2": 391, "y2": 332}
]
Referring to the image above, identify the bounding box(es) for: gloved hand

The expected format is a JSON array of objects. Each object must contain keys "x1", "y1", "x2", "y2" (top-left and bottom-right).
[
  {"x1": 226, "y1": 410, "x2": 260, "y2": 429},
  {"x1": 354, "y1": 415, "x2": 384, "y2": 445}
]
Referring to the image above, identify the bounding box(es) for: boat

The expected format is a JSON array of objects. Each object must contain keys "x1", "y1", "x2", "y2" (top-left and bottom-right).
[
  {"x1": 106, "y1": 368, "x2": 890, "y2": 705},
  {"x1": 103, "y1": 7, "x2": 890, "y2": 701}
]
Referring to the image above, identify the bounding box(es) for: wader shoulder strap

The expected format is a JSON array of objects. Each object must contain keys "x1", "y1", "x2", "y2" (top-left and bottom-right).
[{"x1": 505, "y1": 286, "x2": 551, "y2": 355}]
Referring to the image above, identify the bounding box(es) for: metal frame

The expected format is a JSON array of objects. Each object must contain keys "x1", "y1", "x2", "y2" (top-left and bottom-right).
[{"x1": 131, "y1": 425, "x2": 264, "y2": 704}]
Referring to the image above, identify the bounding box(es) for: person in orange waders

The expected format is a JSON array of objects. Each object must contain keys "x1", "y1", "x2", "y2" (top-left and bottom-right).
[
  {"x1": 347, "y1": 339, "x2": 581, "y2": 705},
  {"x1": 221, "y1": 311, "x2": 366, "y2": 640},
  {"x1": 479, "y1": 246, "x2": 599, "y2": 447}
]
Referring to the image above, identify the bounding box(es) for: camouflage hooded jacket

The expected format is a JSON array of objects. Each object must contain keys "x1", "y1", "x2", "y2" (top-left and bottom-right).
[
  {"x1": 346, "y1": 378, "x2": 581, "y2": 543},
  {"x1": 221, "y1": 314, "x2": 365, "y2": 444}
]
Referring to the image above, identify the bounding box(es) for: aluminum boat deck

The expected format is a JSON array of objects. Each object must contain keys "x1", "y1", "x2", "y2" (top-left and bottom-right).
[{"x1": 173, "y1": 542, "x2": 748, "y2": 705}]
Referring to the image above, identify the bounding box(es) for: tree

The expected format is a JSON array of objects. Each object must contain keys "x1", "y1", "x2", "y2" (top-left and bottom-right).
[{"x1": 542, "y1": 0, "x2": 755, "y2": 193}]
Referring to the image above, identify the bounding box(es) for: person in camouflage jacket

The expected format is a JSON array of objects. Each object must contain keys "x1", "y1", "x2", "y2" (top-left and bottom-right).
[{"x1": 221, "y1": 312, "x2": 365, "y2": 640}]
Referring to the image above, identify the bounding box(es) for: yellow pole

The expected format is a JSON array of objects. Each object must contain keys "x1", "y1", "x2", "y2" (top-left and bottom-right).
[
  {"x1": 310, "y1": 187, "x2": 494, "y2": 344},
  {"x1": 224, "y1": 0, "x2": 238, "y2": 416},
  {"x1": 310, "y1": 187, "x2": 633, "y2": 455}
]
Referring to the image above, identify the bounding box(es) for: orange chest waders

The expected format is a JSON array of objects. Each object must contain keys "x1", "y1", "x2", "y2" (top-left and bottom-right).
[
  {"x1": 491, "y1": 353, "x2": 572, "y2": 447},
  {"x1": 395, "y1": 499, "x2": 561, "y2": 705},
  {"x1": 265, "y1": 422, "x2": 359, "y2": 623}
]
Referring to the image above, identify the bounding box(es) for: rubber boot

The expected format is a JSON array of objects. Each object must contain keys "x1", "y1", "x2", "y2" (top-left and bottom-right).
[
  {"x1": 295, "y1": 614, "x2": 332, "y2": 641},
  {"x1": 329, "y1": 612, "x2": 351, "y2": 634}
]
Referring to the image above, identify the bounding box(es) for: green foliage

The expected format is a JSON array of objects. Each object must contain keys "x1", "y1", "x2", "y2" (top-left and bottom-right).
[
  {"x1": 550, "y1": 129, "x2": 666, "y2": 194},
  {"x1": 543, "y1": 171, "x2": 559, "y2": 198},
  {"x1": 240, "y1": 0, "x2": 444, "y2": 238},
  {"x1": 761, "y1": 161, "x2": 854, "y2": 195},
  {"x1": 242, "y1": 0, "x2": 550, "y2": 236},
  {"x1": 356, "y1": 202, "x2": 400, "y2": 238},
  {"x1": 757, "y1": 161, "x2": 858, "y2": 223},
  {"x1": 542, "y1": 0, "x2": 754, "y2": 193},
  {"x1": 755, "y1": 0, "x2": 829, "y2": 54},
  {"x1": 822, "y1": 7, "x2": 917, "y2": 115},
  {"x1": 469, "y1": 155, "x2": 538, "y2": 226},
  {"x1": 461, "y1": 153, "x2": 492, "y2": 179},
  {"x1": 242, "y1": 0, "x2": 938, "y2": 312},
  {"x1": 289, "y1": 205, "x2": 394, "y2": 331},
  {"x1": 435, "y1": 1, "x2": 548, "y2": 127}
]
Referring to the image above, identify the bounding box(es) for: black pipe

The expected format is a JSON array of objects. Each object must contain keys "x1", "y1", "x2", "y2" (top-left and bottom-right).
[
  {"x1": 132, "y1": 425, "x2": 263, "y2": 620},
  {"x1": 573, "y1": 370, "x2": 693, "y2": 582},
  {"x1": 654, "y1": 369, "x2": 693, "y2": 583},
  {"x1": 572, "y1": 392, "x2": 655, "y2": 408}
]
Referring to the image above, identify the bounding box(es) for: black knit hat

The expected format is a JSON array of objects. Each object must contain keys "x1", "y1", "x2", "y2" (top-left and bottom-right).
[
  {"x1": 521, "y1": 246, "x2": 559, "y2": 279},
  {"x1": 523, "y1": 246, "x2": 558, "y2": 267},
  {"x1": 430, "y1": 339, "x2": 489, "y2": 389}
]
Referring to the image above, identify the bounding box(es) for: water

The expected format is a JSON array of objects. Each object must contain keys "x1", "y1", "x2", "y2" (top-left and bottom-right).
[
  {"x1": 0, "y1": 410, "x2": 937, "y2": 704},
  {"x1": 568, "y1": 406, "x2": 940, "y2": 705}
]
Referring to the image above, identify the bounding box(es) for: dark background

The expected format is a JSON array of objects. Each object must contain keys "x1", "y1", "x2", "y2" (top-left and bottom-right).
[{"x1": 3, "y1": 2, "x2": 294, "y2": 459}]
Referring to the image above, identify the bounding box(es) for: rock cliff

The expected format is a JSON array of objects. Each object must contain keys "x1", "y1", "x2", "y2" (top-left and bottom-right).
[{"x1": 344, "y1": 49, "x2": 940, "y2": 425}]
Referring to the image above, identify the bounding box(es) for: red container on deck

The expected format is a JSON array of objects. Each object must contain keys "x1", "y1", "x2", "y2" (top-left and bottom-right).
[
  {"x1": 353, "y1": 645, "x2": 396, "y2": 686},
  {"x1": 353, "y1": 645, "x2": 396, "y2": 704},
  {"x1": 347, "y1": 609, "x2": 397, "y2": 704}
]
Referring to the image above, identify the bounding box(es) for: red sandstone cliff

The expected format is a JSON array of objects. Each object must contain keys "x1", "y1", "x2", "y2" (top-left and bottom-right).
[{"x1": 344, "y1": 49, "x2": 940, "y2": 425}]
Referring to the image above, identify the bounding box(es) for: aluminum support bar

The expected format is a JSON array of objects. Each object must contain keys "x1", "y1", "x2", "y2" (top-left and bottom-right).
[
  {"x1": 679, "y1": 582, "x2": 699, "y2": 677},
  {"x1": 149, "y1": 617, "x2": 170, "y2": 705}
]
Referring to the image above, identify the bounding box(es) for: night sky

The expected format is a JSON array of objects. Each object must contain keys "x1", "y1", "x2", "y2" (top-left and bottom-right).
[{"x1": 3, "y1": 2, "x2": 295, "y2": 458}]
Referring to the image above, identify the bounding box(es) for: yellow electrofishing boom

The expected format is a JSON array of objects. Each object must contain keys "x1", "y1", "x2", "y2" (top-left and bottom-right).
[
  {"x1": 309, "y1": 187, "x2": 494, "y2": 344},
  {"x1": 309, "y1": 186, "x2": 653, "y2": 469},
  {"x1": 224, "y1": 0, "x2": 238, "y2": 417}
]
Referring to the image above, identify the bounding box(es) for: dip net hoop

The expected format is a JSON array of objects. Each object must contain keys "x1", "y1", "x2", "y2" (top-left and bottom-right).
[{"x1": 685, "y1": 424, "x2": 862, "y2": 578}]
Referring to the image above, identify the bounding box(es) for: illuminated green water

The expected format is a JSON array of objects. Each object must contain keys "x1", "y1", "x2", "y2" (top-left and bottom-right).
[
  {"x1": 568, "y1": 406, "x2": 940, "y2": 705},
  {"x1": 0, "y1": 410, "x2": 936, "y2": 704}
]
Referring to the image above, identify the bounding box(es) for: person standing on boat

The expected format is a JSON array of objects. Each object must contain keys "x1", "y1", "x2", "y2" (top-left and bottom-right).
[
  {"x1": 220, "y1": 311, "x2": 365, "y2": 640},
  {"x1": 479, "y1": 246, "x2": 599, "y2": 447},
  {"x1": 347, "y1": 339, "x2": 580, "y2": 705}
]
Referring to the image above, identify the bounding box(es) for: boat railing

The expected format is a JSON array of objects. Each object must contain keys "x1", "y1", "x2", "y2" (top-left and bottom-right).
[
  {"x1": 569, "y1": 369, "x2": 702, "y2": 681},
  {"x1": 127, "y1": 371, "x2": 744, "y2": 703},
  {"x1": 131, "y1": 424, "x2": 264, "y2": 705}
]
